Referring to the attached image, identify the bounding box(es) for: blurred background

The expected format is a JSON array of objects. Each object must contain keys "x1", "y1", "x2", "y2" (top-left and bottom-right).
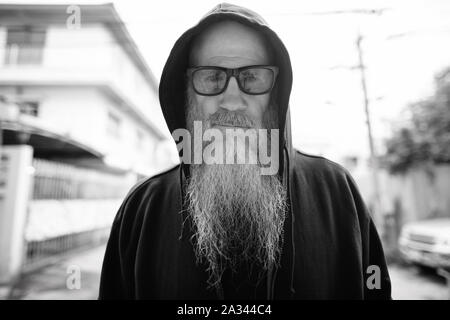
[{"x1": 0, "y1": 0, "x2": 449, "y2": 300}]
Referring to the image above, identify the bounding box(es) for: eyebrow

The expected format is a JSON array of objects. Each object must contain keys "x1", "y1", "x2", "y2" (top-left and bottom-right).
[{"x1": 197, "y1": 55, "x2": 270, "y2": 66}]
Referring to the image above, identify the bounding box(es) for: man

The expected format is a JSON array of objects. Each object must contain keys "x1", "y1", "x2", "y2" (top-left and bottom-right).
[{"x1": 99, "y1": 3, "x2": 392, "y2": 300}]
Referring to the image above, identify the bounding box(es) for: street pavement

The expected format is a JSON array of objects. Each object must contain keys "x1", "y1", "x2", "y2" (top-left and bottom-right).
[
  {"x1": 3, "y1": 244, "x2": 449, "y2": 300},
  {"x1": 7, "y1": 244, "x2": 107, "y2": 300},
  {"x1": 389, "y1": 263, "x2": 449, "y2": 300}
]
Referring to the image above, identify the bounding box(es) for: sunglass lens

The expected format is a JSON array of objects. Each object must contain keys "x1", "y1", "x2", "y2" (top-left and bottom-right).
[
  {"x1": 193, "y1": 69, "x2": 227, "y2": 95},
  {"x1": 239, "y1": 68, "x2": 273, "y2": 94}
]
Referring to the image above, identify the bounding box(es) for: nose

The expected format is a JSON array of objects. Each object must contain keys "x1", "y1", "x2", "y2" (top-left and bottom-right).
[{"x1": 220, "y1": 76, "x2": 246, "y2": 111}]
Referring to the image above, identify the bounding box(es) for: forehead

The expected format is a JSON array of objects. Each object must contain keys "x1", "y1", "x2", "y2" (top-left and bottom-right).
[{"x1": 189, "y1": 21, "x2": 271, "y2": 67}]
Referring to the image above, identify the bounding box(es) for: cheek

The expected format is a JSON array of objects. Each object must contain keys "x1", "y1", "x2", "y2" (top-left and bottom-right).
[
  {"x1": 246, "y1": 95, "x2": 270, "y2": 120},
  {"x1": 194, "y1": 95, "x2": 220, "y2": 118}
]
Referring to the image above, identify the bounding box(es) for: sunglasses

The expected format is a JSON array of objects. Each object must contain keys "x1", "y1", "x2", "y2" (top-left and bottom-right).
[{"x1": 187, "y1": 65, "x2": 279, "y2": 96}]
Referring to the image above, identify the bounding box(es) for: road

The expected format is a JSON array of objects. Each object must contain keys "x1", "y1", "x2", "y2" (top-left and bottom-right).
[
  {"x1": 389, "y1": 263, "x2": 449, "y2": 300},
  {"x1": 4, "y1": 245, "x2": 449, "y2": 300},
  {"x1": 7, "y1": 244, "x2": 107, "y2": 300}
]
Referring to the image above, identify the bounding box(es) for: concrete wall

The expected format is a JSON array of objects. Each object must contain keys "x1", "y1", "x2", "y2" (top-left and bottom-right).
[
  {"x1": 353, "y1": 164, "x2": 450, "y2": 226},
  {"x1": 0, "y1": 146, "x2": 33, "y2": 283}
]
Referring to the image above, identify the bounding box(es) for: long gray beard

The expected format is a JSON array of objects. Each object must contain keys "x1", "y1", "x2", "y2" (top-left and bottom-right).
[
  {"x1": 186, "y1": 164, "x2": 287, "y2": 288},
  {"x1": 184, "y1": 86, "x2": 287, "y2": 288}
]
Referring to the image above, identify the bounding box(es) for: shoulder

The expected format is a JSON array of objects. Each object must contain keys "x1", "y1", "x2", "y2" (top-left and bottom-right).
[
  {"x1": 292, "y1": 149, "x2": 352, "y2": 183},
  {"x1": 126, "y1": 164, "x2": 180, "y2": 198},
  {"x1": 291, "y1": 149, "x2": 365, "y2": 207},
  {"x1": 291, "y1": 149, "x2": 370, "y2": 219}
]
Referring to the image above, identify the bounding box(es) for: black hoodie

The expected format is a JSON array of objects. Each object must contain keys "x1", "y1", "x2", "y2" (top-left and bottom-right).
[{"x1": 99, "y1": 3, "x2": 392, "y2": 300}]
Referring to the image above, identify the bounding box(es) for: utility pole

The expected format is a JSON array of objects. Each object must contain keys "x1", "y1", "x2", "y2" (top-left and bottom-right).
[
  {"x1": 0, "y1": 97, "x2": 4, "y2": 155},
  {"x1": 355, "y1": 33, "x2": 383, "y2": 228},
  {"x1": 0, "y1": 96, "x2": 4, "y2": 148},
  {"x1": 305, "y1": 8, "x2": 388, "y2": 228}
]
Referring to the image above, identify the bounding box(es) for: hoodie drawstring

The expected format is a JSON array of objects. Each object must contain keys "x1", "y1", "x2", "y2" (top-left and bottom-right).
[
  {"x1": 178, "y1": 164, "x2": 189, "y2": 241},
  {"x1": 284, "y1": 145, "x2": 296, "y2": 299},
  {"x1": 267, "y1": 145, "x2": 295, "y2": 300}
]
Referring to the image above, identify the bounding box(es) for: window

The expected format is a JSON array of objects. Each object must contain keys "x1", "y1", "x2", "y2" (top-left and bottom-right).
[
  {"x1": 4, "y1": 27, "x2": 47, "y2": 65},
  {"x1": 18, "y1": 101, "x2": 39, "y2": 117},
  {"x1": 107, "y1": 112, "x2": 122, "y2": 138}
]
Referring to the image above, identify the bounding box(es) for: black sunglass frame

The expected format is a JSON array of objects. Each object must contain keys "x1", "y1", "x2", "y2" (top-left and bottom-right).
[{"x1": 187, "y1": 65, "x2": 279, "y2": 96}]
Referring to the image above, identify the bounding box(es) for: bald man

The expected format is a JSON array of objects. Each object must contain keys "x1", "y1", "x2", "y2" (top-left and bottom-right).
[{"x1": 99, "y1": 3, "x2": 392, "y2": 300}]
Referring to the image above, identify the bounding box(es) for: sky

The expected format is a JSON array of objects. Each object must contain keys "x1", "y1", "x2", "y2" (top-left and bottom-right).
[{"x1": 4, "y1": 0, "x2": 450, "y2": 162}]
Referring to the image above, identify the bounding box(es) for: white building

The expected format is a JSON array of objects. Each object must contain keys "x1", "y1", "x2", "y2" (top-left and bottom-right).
[
  {"x1": 0, "y1": 3, "x2": 175, "y2": 283},
  {"x1": 0, "y1": 3, "x2": 174, "y2": 176}
]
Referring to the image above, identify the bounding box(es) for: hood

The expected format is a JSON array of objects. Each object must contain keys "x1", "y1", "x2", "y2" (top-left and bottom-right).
[{"x1": 159, "y1": 3, "x2": 294, "y2": 176}]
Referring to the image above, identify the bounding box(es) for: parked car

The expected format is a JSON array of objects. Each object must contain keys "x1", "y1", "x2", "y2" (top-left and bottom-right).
[{"x1": 399, "y1": 218, "x2": 450, "y2": 268}]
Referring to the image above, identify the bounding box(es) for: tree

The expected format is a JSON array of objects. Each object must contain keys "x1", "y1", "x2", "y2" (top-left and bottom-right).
[{"x1": 381, "y1": 67, "x2": 450, "y2": 173}]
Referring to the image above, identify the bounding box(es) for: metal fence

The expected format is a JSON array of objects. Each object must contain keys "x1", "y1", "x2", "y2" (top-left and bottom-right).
[
  {"x1": 21, "y1": 158, "x2": 134, "y2": 272},
  {"x1": 22, "y1": 227, "x2": 111, "y2": 272},
  {"x1": 32, "y1": 158, "x2": 131, "y2": 200}
]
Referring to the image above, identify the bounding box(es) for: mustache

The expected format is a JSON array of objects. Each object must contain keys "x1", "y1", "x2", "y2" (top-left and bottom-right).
[{"x1": 208, "y1": 109, "x2": 255, "y2": 128}]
